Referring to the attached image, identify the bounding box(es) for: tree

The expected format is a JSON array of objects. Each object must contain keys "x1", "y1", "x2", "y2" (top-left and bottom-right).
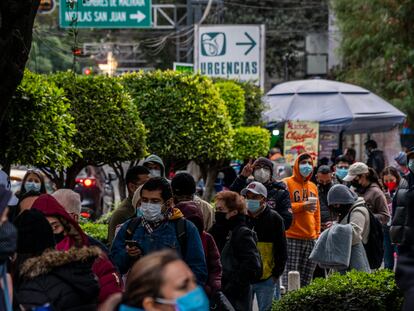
[
  {"x1": 215, "y1": 80, "x2": 246, "y2": 127},
  {"x1": 232, "y1": 127, "x2": 270, "y2": 161},
  {"x1": 332, "y1": 0, "x2": 414, "y2": 125},
  {"x1": 48, "y1": 72, "x2": 146, "y2": 191},
  {"x1": 122, "y1": 70, "x2": 234, "y2": 200},
  {"x1": 0, "y1": 70, "x2": 76, "y2": 174},
  {"x1": 0, "y1": 0, "x2": 41, "y2": 126},
  {"x1": 238, "y1": 81, "x2": 265, "y2": 126}
]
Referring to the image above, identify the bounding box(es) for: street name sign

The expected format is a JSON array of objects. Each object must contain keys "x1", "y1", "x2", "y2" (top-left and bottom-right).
[
  {"x1": 173, "y1": 62, "x2": 194, "y2": 73},
  {"x1": 194, "y1": 25, "x2": 265, "y2": 88},
  {"x1": 59, "y1": 0, "x2": 152, "y2": 29}
]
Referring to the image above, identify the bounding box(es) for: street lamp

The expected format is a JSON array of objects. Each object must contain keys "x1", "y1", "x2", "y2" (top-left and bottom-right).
[{"x1": 98, "y1": 52, "x2": 118, "y2": 76}]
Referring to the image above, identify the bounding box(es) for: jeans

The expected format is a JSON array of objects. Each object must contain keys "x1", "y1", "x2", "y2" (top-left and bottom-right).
[
  {"x1": 252, "y1": 277, "x2": 276, "y2": 311},
  {"x1": 383, "y1": 225, "x2": 396, "y2": 270},
  {"x1": 273, "y1": 277, "x2": 281, "y2": 300}
]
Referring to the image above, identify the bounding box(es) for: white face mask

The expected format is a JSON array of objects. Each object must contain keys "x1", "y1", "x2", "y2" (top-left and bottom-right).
[
  {"x1": 140, "y1": 202, "x2": 163, "y2": 222},
  {"x1": 149, "y1": 169, "x2": 161, "y2": 177},
  {"x1": 253, "y1": 168, "x2": 271, "y2": 184}
]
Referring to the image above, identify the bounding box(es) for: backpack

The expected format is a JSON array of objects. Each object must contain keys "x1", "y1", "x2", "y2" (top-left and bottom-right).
[
  {"x1": 347, "y1": 204, "x2": 384, "y2": 269},
  {"x1": 124, "y1": 217, "x2": 187, "y2": 255}
]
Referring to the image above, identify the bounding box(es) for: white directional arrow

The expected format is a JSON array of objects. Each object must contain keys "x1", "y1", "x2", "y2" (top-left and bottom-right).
[{"x1": 130, "y1": 11, "x2": 146, "y2": 23}]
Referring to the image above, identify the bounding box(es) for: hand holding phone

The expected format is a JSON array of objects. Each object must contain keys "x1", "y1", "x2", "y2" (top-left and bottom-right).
[{"x1": 125, "y1": 240, "x2": 142, "y2": 258}]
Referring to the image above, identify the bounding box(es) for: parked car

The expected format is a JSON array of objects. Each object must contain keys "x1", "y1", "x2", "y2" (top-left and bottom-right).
[{"x1": 74, "y1": 166, "x2": 116, "y2": 219}]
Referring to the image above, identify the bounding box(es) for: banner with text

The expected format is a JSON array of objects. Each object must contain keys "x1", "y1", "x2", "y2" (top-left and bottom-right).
[{"x1": 284, "y1": 121, "x2": 319, "y2": 166}]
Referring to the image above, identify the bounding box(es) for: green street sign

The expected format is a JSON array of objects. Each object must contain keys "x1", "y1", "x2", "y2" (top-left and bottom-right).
[
  {"x1": 173, "y1": 62, "x2": 194, "y2": 73},
  {"x1": 59, "y1": 0, "x2": 152, "y2": 29}
]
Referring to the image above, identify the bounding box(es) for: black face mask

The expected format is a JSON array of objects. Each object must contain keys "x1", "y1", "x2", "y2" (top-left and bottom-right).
[
  {"x1": 351, "y1": 180, "x2": 362, "y2": 190},
  {"x1": 319, "y1": 183, "x2": 333, "y2": 191},
  {"x1": 215, "y1": 212, "x2": 228, "y2": 227},
  {"x1": 329, "y1": 205, "x2": 351, "y2": 220},
  {"x1": 54, "y1": 232, "x2": 65, "y2": 244},
  {"x1": 0, "y1": 221, "x2": 17, "y2": 262}
]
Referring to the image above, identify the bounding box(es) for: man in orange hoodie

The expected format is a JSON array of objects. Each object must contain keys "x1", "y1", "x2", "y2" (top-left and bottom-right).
[{"x1": 282, "y1": 153, "x2": 320, "y2": 288}]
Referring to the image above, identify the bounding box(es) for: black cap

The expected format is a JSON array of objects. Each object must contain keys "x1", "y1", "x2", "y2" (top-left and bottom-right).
[{"x1": 317, "y1": 165, "x2": 331, "y2": 174}]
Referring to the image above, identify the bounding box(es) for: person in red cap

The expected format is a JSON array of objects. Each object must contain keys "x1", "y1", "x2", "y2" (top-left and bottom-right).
[{"x1": 31, "y1": 194, "x2": 122, "y2": 305}]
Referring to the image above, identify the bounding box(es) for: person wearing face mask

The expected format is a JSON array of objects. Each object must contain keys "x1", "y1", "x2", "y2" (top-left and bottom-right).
[
  {"x1": 391, "y1": 147, "x2": 414, "y2": 311},
  {"x1": 214, "y1": 191, "x2": 262, "y2": 311},
  {"x1": 324, "y1": 184, "x2": 371, "y2": 272},
  {"x1": 333, "y1": 155, "x2": 351, "y2": 185},
  {"x1": 343, "y1": 162, "x2": 390, "y2": 225},
  {"x1": 113, "y1": 249, "x2": 209, "y2": 311},
  {"x1": 110, "y1": 177, "x2": 207, "y2": 286},
  {"x1": 316, "y1": 165, "x2": 336, "y2": 232},
  {"x1": 394, "y1": 151, "x2": 410, "y2": 177},
  {"x1": 143, "y1": 155, "x2": 166, "y2": 178},
  {"x1": 282, "y1": 153, "x2": 320, "y2": 288},
  {"x1": 242, "y1": 182, "x2": 287, "y2": 309},
  {"x1": 31, "y1": 194, "x2": 123, "y2": 304},
  {"x1": 19, "y1": 169, "x2": 47, "y2": 197},
  {"x1": 380, "y1": 166, "x2": 406, "y2": 270},
  {"x1": 108, "y1": 166, "x2": 150, "y2": 245},
  {"x1": 0, "y1": 187, "x2": 17, "y2": 311},
  {"x1": 230, "y1": 157, "x2": 293, "y2": 230},
  {"x1": 364, "y1": 140, "x2": 385, "y2": 176}
]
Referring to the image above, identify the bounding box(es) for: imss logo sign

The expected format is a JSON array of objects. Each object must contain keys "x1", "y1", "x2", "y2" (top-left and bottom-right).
[{"x1": 195, "y1": 25, "x2": 265, "y2": 87}]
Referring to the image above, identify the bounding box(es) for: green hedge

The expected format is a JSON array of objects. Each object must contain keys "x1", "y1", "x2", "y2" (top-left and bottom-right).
[
  {"x1": 80, "y1": 223, "x2": 108, "y2": 245},
  {"x1": 273, "y1": 270, "x2": 403, "y2": 311},
  {"x1": 215, "y1": 80, "x2": 246, "y2": 127}
]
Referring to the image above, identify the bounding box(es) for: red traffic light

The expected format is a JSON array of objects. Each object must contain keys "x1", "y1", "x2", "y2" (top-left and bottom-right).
[
  {"x1": 72, "y1": 48, "x2": 82, "y2": 56},
  {"x1": 84, "y1": 68, "x2": 91, "y2": 75}
]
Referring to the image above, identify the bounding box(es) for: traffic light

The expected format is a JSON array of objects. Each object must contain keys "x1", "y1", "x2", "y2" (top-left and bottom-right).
[{"x1": 83, "y1": 67, "x2": 93, "y2": 75}]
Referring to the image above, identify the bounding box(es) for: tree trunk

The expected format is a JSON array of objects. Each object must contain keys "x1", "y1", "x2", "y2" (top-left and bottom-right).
[
  {"x1": 111, "y1": 160, "x2": 139, "y2": 201},
  {"x1": 0, "y1": 0, "x2": 40, "y2": 127},
  {"x1": 65, "y1": 162, "x2": 84, "y2": 189}
]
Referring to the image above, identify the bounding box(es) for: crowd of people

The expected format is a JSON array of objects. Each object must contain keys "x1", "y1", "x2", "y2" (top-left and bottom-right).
[{"x1": 0, "y1": 139, "x2": 413, "y2": 311}]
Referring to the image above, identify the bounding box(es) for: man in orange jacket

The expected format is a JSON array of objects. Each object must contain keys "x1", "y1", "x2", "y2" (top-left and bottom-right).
[{"x1": 282, "y1": 152, "x2": 320, "y2": 288}]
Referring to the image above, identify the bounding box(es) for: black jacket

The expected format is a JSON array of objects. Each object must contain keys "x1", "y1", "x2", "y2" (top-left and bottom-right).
[
  {"x1": 391, "y1": 173, "x2": 414, "y2": 254},
  {"x1": 221, "y1": 214, "x2": 262, "y2": 311},
  {"x1": 247, "y1": 206, "x2": 287, "y2": 279},
  {"x1": 230, "y1": 176, "x2": 293, "y2": 229},
  {"x1": 367, "y1": 149, "x2": 385, "y2": 175},
  {"x1": 16, "y1": 247, "x2": 100, "y2": 311}
]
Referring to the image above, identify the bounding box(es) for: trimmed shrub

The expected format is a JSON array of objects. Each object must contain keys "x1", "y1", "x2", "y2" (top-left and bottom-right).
[
  {"x1": 215, "y1": 80, "x2": 246, "y2": 127},
  {"x1": 122, "y1": 71, "x2": 233, "y2": 162},
  {"x1": 273, "y1": 270, "x2": 403, "y2": 311},
  {"x1": 238, "y1": 81, "x2": 265, "y2": 126},
  {"x1": 80, "y1": 222, "x2": 108, "y2": 244},
  {"x1": 232, "y1": 126, "x2": 270, "y2": 160}
]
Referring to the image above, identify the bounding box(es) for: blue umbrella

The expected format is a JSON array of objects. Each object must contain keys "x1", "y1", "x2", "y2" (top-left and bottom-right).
[{"x1": 264, "y1": 79, "x2": 406, "y2": 133}]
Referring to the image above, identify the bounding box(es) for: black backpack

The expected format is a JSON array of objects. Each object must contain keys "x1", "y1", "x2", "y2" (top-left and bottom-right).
[
  {"x1": 124, "y1": 217, "x2": 187, "y2": 255},
  {"x1": 347, "y1": 204, "x2": 384, "y2": 269}
]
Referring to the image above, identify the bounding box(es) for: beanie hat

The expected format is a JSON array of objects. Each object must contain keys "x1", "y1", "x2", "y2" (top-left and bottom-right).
[
  {"x1": 327, "y1": 184, "x2": 358, "y2": 206},
  {"x1": 171, "y1": 173, "x2": 196, "y2": 197},
  {"x1": 394, "y1": 151, "x2": 407, "y2": 166},
  {"x1": 14, "y1": 209, "x2": 55, "y2": 254},
  {"x1": 253, "y1": 157, "x2": 274, "y2": 171}
]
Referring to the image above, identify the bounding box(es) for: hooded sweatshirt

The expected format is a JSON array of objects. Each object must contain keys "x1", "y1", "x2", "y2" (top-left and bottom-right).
[
  {"x1": 32, "y1": 194, "x2": 123, "y2": 304},
  {"x1": 143, "y1": 155, "x2": 166, "y2": 177},
  {"x1": 283, "y1": 154, "x2": 320, "y2": 240}
]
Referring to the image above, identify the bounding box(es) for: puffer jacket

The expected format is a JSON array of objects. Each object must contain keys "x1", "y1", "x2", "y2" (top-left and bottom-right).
[
  {"x1": 16, "y1": 247, "x2": 100, "y2": 311},
  {"x1": 32, "y1": 194, "x2": 123, "y2": 303},
  {"x1": 230, "y1": 177, "x2": 293, "y2": 230}
]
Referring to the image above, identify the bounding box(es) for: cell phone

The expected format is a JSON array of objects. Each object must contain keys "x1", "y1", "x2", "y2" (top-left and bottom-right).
[{"x1": 125, "y1": 240, "x2": 139, "y2": 248}]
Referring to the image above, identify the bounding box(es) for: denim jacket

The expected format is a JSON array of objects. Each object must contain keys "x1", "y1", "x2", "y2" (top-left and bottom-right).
[{"x1": 110, "y1": 219, "x2": 207, "y2": 285}]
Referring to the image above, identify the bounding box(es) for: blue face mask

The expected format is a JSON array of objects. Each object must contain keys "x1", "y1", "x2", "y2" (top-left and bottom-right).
[
  {"x1": 299, "y1": 164, "x2": 313, "y2": 178},
  {"x1": 336, "y1": 168, "x2": 348, "y2": 180},
  {"x1": 24, "y1": 181, "x2": 41, "y2": 193},
  {"x1": 246, "y1": 199, "x2": 262, "y2": 213},
  {"x1": 156, "y1": 286, "x2": 209, "y2": 311}
]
